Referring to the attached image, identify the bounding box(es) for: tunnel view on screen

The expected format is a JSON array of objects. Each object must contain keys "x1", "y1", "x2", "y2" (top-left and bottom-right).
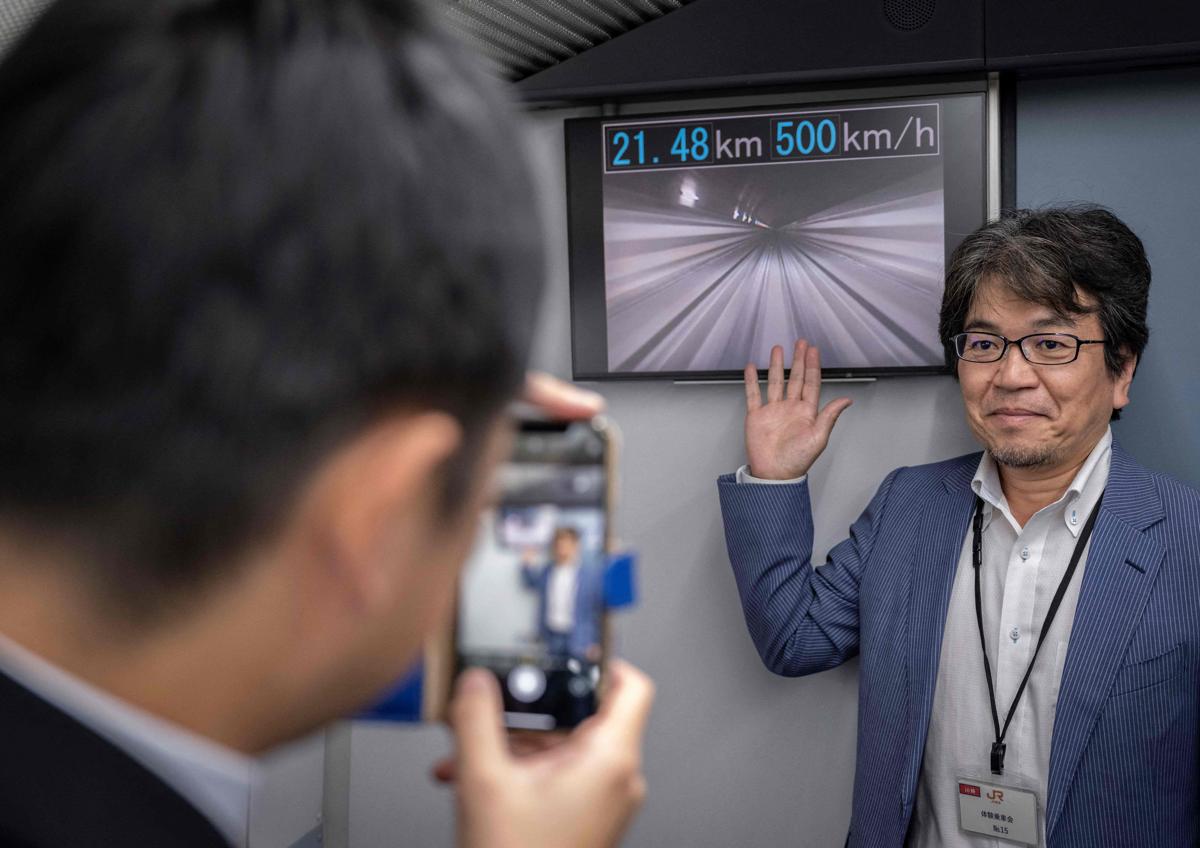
[
  {"x1": 456, "y1": 420, "x2": 609, "y2": 731},
  {"x1": 605, "y1": 150, "x2": 942, "y2": 373},
  {"x1": 565, "y1": 86, "x2": 988, "y2": 379}
]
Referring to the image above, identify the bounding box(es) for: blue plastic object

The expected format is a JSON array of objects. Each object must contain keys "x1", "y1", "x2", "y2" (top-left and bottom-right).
[
  {"x1": 603, "y1": 551, "x2": 638, "y2": 609},
  {"x1": 359, "y1": 661, "x2": 424, "y2": 722}
]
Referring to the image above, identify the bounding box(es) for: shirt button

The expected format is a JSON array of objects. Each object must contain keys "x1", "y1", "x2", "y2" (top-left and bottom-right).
[
  {"x1": 1070, "y1": 510, "x2": 1079, "y2": 526},
  {"x1": 1010, "y1": 627, "x2": 1021, "y2": 643},
  {"x1": 1020, "y1": 546, "x2": 1030, "y2": 561}
]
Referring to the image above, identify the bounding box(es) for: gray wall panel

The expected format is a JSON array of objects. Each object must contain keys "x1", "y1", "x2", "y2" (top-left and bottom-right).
[{"x1": 1017, "y1": 66, "x2": 1200, "y2": 486}]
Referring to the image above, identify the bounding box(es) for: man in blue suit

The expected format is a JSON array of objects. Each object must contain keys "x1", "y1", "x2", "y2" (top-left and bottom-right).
[
  {"x1": 720, "y1": 207, "x2": 1200, "y2": 847},
  {"x1": 522, "y1": 527, "x2": 605, "y2": 663}
]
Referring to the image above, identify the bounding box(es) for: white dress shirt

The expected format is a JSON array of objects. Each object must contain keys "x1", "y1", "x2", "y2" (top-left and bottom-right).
[
  {"x1": 737, "y1": 428, "x2": 1112, "y2": 846},
  {"x1": 735, "y1": 466, "x2": 807, "y2": 486},
  {"x1": 546, "y1": 560, "x2": 580, "y2": 633},
  {"x1": 0, "y1": 632, "x2": 256, "y2": 847},
  {"x1": 909, "y1": 429, "x2": 1110, "y2": 846}
]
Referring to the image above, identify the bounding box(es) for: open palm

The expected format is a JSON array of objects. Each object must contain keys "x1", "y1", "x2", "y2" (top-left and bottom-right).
[{"x1": 744, "y1": 340, "x2": 853, "y2": 480}]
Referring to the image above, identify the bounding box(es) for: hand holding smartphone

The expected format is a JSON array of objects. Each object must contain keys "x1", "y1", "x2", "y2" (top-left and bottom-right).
[
  {"x1": 434, "y1": 375, "x2": 653, "y2": 848},
  {"x1": 449, "y1": 659, "x2": 653, "y2": 848}
]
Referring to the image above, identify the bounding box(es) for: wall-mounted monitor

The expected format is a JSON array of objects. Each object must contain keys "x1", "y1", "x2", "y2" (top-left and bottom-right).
[{"x1": 564, "y1": 82, "x2": 992, "y2": 380}]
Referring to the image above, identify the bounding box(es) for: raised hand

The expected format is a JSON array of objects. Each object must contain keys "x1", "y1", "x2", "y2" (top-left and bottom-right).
[{"x1": 743, "y1": 340, "x2": 852, "y2": 480}]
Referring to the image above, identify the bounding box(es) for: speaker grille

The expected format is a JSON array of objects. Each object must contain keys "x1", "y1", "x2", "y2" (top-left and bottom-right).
[{"x1": 883, "y1": 0, "x2": 936, "y2": 31}]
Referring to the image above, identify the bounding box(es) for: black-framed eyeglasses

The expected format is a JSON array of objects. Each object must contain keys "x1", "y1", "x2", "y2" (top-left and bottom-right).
[{"x1": 951, "y1": 332, "x2": 1107, "y2": 365}]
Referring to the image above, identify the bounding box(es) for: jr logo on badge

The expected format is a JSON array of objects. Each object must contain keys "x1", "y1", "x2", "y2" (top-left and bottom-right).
[{"x1": 956, "y1": 777, "x2": 1039, "y2": 846}]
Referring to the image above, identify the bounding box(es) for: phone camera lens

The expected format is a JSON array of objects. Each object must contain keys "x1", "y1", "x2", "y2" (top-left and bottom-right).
[
  {"x1": 567, "y1": 674, "x2": 593, "y2": 697},
  {"x1": 506, "y1": 664, "x2": 546, "y2": 703}
]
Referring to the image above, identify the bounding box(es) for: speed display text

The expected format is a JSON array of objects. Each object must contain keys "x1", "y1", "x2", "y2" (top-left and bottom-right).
[{"x1": 604, "y1": 102, "x2": 938, "y2": 173}]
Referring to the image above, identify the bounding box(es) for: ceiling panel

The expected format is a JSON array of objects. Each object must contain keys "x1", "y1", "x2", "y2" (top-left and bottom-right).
[{"x1": 438, "y1": 0, "x2": 695, "y2": 80}]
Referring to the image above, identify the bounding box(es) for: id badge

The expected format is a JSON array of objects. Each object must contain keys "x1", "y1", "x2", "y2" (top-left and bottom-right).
[{"x1": 955, "y1": 775, "x2": 1040, "y2": 846}]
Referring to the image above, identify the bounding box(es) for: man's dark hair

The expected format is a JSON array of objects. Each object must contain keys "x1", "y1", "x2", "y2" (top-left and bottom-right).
[
  {"x1": 939, "y1": 205, "x2": 1151, "y2": 418},
  {"x1": 552, "y1": 527, "x2": 581, "y2": 544},
  {"x1": 0, "y1": 0, "x2": 544, "y2": 615}
]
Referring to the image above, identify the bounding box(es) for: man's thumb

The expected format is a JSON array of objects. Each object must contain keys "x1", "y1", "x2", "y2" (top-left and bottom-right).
[
  {"x1": 818, "y1": 397, "x2": 853, "y2": 432},
  {"x1": 450, "y1": 668, "x2": 508, "y2": 769}
]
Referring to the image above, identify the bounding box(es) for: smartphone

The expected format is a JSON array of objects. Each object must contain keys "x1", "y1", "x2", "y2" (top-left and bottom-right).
[{"x1": 452, "y1": 416, "x2": 614, "y2": 731}]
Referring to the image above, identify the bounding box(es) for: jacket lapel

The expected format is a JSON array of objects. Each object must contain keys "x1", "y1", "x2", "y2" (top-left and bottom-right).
[
  {"x1": 903, "y1": 458, "x2": 979, "y2": 805},
  {"x1": 1045, "y1": 442, "x2": 1166, "y2": 837}
]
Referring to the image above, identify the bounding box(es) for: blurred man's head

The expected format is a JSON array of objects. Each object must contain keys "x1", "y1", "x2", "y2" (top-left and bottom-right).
[
  {"x1": 939, "y1": 207, "x2": 1149, "y2": 471},
  {"x1": 0, "y1": 0, "x2": 543, "y2": 748},
  {"x1": 552, "y1": 527, "x2": 581, "y2": 566}
]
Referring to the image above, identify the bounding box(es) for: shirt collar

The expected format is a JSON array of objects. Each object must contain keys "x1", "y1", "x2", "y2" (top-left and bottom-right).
[
  {"x1": 971, "y1": 427, "x2": 1113, "y2": 536},
  {"x1": 0, "y1": 631, "x2": 257, "y2": 847}
]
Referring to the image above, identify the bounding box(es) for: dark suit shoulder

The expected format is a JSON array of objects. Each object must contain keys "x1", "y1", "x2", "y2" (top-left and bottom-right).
[
  {"x1": 1107, "y1": 441, "x2": 1200, "y2": 533},
  {"x1": 1151, "y1": 468, "x2": 1200, "y2": 511},
  {"x1": 0, "y1": 671, "x2": 232, "y2": 848},
  {"x1": 882, "y1": 451, "x2": 982, "y2": 495},
  {"x1": 900, "y1": 451, "x2": 982, "y2": 478}
]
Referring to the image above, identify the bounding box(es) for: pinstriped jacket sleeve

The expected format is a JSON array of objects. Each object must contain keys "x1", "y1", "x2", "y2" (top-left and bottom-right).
[{"x1": 717, "y1": 469, "x2": 900, "y2": 677}]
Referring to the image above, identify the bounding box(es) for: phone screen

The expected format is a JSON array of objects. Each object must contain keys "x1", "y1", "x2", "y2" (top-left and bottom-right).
[{"x1": 456, "y1": 419, "x2": 609, "y2": 730}]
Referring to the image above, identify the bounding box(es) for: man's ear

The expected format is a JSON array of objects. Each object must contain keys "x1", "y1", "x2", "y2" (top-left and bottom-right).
[
  {"x1": 308, "y1": 411, "x2": 463, "y2": 613},
  {"x1": 1112, "y1": 350, "x2": 1137, "y2": 411}
]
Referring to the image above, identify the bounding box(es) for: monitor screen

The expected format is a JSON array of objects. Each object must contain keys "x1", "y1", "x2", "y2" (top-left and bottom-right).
[{"x1": 565, "y1": 85, "x2": 989, "y2": 380}]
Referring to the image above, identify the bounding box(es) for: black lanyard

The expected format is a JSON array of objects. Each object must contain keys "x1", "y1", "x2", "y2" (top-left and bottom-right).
[{"x1": 972, "y1": 491, "x2": 1104, "y2": 775}]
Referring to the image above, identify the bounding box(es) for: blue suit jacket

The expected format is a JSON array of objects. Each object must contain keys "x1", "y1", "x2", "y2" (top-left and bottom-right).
[
  {"x1": 719, "y1": 443, "x2": 1200, "y2": 847},
  {"x1": 521, "y1": 555, "x2": 604, "y2": 659}
]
